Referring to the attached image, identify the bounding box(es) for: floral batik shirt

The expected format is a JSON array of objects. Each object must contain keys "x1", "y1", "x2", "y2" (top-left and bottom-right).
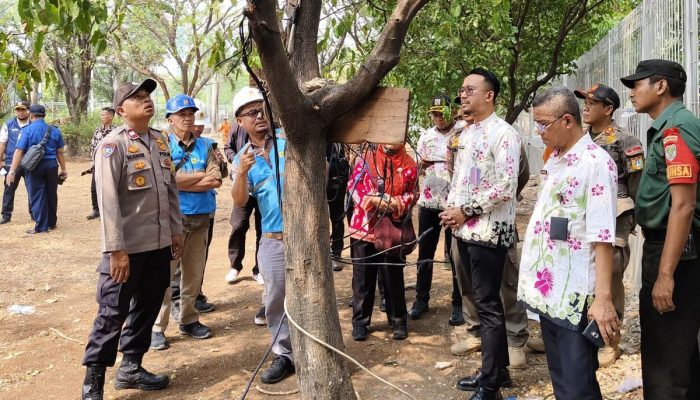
[
  {"x1": 518, "y1": 134, "x2": 617, "y2": 330},
  {"x1": 417, "y1": 121, "x2": 466, "y2": 210},
  {"x1": 447, "y1": 113, "x2": 520, "y2": 248}
]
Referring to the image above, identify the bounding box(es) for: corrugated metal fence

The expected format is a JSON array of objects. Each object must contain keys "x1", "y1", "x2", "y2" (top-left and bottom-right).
[{"x1": 514, "y1": 0, "x2": 699, "y2": 288}]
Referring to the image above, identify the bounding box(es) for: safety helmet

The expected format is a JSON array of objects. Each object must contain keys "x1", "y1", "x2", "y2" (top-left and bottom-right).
[
  {"x1": 232, "y1": 86, "x2": 264, "y2": 117},
  {"x1": 193, "y1": 99, "x2": 210, "y2": 125},
  {"x1": 165, "y1": 94, "x2": 199, "y2": 118}
]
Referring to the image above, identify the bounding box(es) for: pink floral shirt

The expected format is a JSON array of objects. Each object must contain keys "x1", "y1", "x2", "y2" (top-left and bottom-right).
[
  {"x1": 447, "y1": 113, "x2": 520, "y2": 248},
  {"x1": 518, "y1": 134, "x2": 617, "y2": 330}
]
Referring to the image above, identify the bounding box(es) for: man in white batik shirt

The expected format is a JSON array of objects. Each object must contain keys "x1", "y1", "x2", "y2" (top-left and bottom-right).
[
  {"x1": 518, "y1": 87, "x2": 620, "y2": 400},
  {"x1": 441, "y1": 68, "x2": 520, "y2": 400}
]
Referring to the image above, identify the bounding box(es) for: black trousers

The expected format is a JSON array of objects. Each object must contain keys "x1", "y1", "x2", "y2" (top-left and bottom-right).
[
  {"x1": 541, "y1": 314, "x2": 602, "y2": 400},
  {"x1": 1, "y1": 165, "x2": 30, "y2": 219},
  {"x1": 327, "y1": 178, "x2": 347, "y2": 257},
  {"x1": 415, "y1": 207, "x2": 461, "y2": 306},
  {"x1": 228, "y1": 196, "x2": 261, "y2": 274},
  {"x1": 351, "y1": 240, "x2": 407, "y2": 328},
  {"x1": 90, "y1": 173, "x2": 98, "y2": 212},
  {"x1": 83, "y1": 247, "x2": 171, "y2": 366},
  {"x1": 455, "y1": 239, "x2": 508, "y2": 392},
  {"x1": 640, "y1": 239, "x2": 700, "y2": 400}
]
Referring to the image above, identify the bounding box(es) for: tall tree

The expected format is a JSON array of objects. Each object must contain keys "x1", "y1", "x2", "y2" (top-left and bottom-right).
[
  {"x1": 19, "y1": 0, "x2": 119, "y2": 122},
  {"x1": 111, "y1": 0, "x2": 238, "y2": 99},
  {"x1": 242, "y1": 0, "x2": 429, "y2": 398}
]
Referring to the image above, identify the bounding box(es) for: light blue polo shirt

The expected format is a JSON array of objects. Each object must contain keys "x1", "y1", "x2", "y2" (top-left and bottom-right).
[{"x1": 232, "y1": 136, "x2": 285, "y2": 233}]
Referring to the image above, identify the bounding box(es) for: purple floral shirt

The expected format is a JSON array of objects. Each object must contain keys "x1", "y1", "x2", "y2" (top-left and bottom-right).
[
  {"x1": 447, "y1": 113, "x2": 520, "y2": 248},
  {"x1": 518, "y1": 134, "x2": 617, "y2": 330}
]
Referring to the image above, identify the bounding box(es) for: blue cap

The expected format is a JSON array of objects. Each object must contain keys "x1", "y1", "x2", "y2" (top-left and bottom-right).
[
  {"x1": 28, "y1": 104, "x2": 46, "y2": 116},
  {"x1": 165, "y1": 94, "x2": 199, "y2": 118}
]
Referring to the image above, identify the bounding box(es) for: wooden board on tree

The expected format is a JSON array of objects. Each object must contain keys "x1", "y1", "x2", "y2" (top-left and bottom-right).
[{"x1": 328, "y1": 87, "x2": 410, "y2": 144}]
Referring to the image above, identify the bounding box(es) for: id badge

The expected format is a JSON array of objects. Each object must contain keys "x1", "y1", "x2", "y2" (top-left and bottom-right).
[{"x1": 469, "y1": 166, "x2": 481, "y2": 185}]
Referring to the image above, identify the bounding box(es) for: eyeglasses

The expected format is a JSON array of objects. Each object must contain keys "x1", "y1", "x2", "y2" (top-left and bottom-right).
[
  {"x1": 428, "y1": 112, "x2": 445, "y2": 119},
  {"x1": 239, "y1": 108, "x2": 264, "y2": 119},
  {"x1": 458, "y1": 86, "x2": 488, "y2": 97},
  {"x1": 535, "y1": 115, "x2": 566, "y2": 133}
]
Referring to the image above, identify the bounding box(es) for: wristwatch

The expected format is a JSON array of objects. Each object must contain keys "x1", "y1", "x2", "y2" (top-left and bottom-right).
[{"x1": 461, "y1": 205, "x2": 474, "y2": 218}]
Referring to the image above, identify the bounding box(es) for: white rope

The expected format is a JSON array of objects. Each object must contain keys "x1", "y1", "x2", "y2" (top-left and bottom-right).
[{"x1": 283, "y1": 299, "x2": 417, "y2": 400}]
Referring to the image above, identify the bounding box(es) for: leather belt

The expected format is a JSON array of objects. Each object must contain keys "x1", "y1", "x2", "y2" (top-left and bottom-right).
[
  {"x1": 264, "y1": 232, "x2": 284, "y2": 240},
  {"x1": 643, "y1": 229, "x2": 700, "y2": 242}
]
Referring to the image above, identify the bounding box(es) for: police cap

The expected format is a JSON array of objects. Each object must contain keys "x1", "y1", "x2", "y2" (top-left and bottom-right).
[
  {"x1": 620, "y1": 59, "x2": 687, "y2": 89},
  {"x1": 113, "y1": 79, "x2": 157, "y2": 110},
  {"x1": 574, "y1": 84, "x2": 620, "y2": 110}
]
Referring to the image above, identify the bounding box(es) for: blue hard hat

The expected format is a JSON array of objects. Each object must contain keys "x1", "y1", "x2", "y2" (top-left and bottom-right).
[{"x1": 165, "y1": 94, "x2": 199, "y2": 118}]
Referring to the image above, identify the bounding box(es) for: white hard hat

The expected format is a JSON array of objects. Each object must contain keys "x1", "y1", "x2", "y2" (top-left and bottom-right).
[
  {"x1": 192, "y1": 99, "x2": 209, "y2": 125},
  {"x1": 233, "y1": 86, "x2": 264, "y2": 117}
]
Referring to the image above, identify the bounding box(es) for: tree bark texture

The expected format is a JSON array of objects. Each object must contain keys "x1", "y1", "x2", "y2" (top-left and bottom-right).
[{"x1": 245, "y1": 1, "x2": 429, "y2": 398}]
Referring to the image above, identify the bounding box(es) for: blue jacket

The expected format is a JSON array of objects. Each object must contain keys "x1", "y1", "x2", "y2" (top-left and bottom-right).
[{"x1": 15, "y1": 119, "x2": 65, "y2": 160}]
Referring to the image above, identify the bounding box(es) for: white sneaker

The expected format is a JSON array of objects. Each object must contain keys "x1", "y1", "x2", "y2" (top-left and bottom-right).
[
  {"x1": 225, "y1": 269, "x2": 240, "y2": 284},
  {"x1": 253, "y1": 273, "x2": 264, "y2": 285}
]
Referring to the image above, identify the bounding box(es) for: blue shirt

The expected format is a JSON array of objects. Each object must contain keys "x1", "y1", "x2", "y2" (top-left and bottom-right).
[
  {"x1": 16, "y1": 119, "x2": 65, "y2": 160},
  {"x1": 232, "y1": 136, "x2": 285, "y2": 233},
  {"x1": 169, "y1": 134, "x2": 217, "y2": 215}
]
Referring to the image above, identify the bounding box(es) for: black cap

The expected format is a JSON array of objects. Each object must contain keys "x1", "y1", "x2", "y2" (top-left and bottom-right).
[
  {"x1": 574, "y1": 84, "x2": 620, "y2": 110},
  {"x1": 113, "y1": 79, "x2": 157, "y2": 110},
  {"x1": 13, "y1": 101, "x2": 30, "y2": 110},
  {"x1": 28, "y1": 104, "x2": 46, "y2": 116},
  {"x1": 428, "y1": 94, "x2": 452, "y2": 113},
  {"x1": 620, "y1": 59, "x2": 687, "y2": 88}
]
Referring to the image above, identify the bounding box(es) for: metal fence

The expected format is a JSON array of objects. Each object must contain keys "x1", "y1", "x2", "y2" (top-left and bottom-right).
[{"x1": 514, "y1": 0, "x2": 699, "y2": 288}]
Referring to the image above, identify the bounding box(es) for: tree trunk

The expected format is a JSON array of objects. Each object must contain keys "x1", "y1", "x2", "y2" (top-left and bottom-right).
[{"x1": 283, "y1": 122, "x2": 357, "y2": 400}]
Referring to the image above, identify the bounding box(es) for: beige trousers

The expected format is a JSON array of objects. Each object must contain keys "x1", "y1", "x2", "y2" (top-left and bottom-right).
[{"x1": 153, "y1": 214, "x2": 210, "y2": 332}]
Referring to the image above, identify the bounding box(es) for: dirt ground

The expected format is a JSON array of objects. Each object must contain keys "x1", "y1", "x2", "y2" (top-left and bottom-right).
[{"x1": 0, "y1": 158, "x2": 644, "y2": 400}]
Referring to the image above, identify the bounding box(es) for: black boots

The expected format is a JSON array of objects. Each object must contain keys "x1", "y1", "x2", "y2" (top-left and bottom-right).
[
  {"x1": 114, "y1": 354, "x2": 169, "y2": 391},
  {"x1": 82, "y1": 365, "x2": 106, "y2": 400}
]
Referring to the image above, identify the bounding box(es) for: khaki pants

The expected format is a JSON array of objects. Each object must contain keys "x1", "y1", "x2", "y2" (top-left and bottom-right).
[
  {"x1": 153, "y1": 214, "x2": 210, "y2": 331},
  {"x1": 453, "y1": 240, "x2": 529, "y2": 348}
]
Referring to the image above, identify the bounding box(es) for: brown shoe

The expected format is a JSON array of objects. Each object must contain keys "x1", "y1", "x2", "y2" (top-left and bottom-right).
[
  {"x1": 598, "y1": 344, "x2": 622, "y2": 367},
  {"x1": 451, "y1": 336, "x2": 481, "y2": 355},
  {"x1": 526, "y1": 336, "x2": 546, "y2": 353},
  {"x1": 508, "y1": 346, "x2": 528, "y2": 369}
]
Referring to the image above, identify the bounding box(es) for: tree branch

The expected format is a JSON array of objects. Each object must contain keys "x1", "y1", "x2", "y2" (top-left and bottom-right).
[
  {"x1": 289, "y1": 0, "x2": 322, "y2": 83},
  {"x1": 247, "y1": 0, "x2": 309, "y2": 128},
  {"x1": 319, "y1": 0, "x2": 429, "y2": 125}
]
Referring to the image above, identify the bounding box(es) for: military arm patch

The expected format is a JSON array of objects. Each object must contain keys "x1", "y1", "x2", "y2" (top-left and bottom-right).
[{"x1": 663, "y1": 127, "x2": 699, "y2": 184}]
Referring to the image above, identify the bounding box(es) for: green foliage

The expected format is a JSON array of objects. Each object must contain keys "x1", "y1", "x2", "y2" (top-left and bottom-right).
[
  {"x1": 0, "y1": 1, "x2": 44, "y2": 109},
  {"x1": 319, "y1": 0, "x2": 637, "y2": 127}
]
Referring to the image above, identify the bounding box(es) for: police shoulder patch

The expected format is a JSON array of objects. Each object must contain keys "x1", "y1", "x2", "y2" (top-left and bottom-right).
[{"x1": 102, "y1": 143, "x2": 117, "y2": 158}]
